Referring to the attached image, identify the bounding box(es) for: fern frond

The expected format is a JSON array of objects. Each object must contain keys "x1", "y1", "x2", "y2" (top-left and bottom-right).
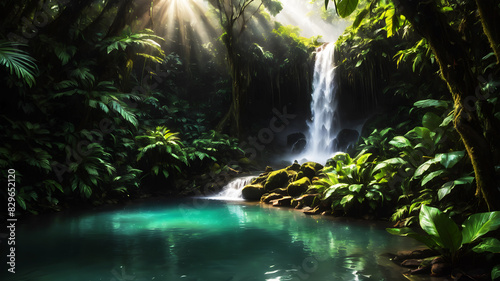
[{"x1": 0, "y1": 41, "x2": 38, "y2": 87}]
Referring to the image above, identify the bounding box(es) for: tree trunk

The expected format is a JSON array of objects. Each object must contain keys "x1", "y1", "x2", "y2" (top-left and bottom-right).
[
  {"x1": 395, "y1": 0, "x2": 500, "y2": 210},
  {"x1": 475, "y1": 0, "x2": 500, "y2": 63}
]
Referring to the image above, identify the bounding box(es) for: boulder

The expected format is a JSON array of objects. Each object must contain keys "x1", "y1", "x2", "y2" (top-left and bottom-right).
[
  {"x1": 242, "y1": 184, "x2": 265, "y2": 201},
  {"x1": 287, "y1": 177, "x2": 312, "y2": 197},
  {"x1": 300, "y1": 162, "x2": 324, "y2": 179},
  {"x1": 287, "y1": 132, "x2": 307, "y2": 153},
  {"x1": 286, "y1": 161, "x2": 301, "y2": 172},
  {"x1": 334, "y1": 129, "x2": 359, "y2": 151},
  {"x1": 269, "y1": 187, "x2": 288, "y2": 196},
  {"x1": 261, "y1": 193, "x2": 283, "y2": 203},
  {"x1": 264, "y1": 169, "x2": 289, "y2": 191}
]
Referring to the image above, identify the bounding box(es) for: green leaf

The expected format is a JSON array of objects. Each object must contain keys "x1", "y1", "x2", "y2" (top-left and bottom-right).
[
  {"x1": 349, "y1": 184, "x2": 363, "y2": 193},
  {"x1": 389, "y1": 136, "x2": 412, "y2": 148},
  {"x1": 462, "y1": 211, "x2": 500, "y2": 244},
  {"x1": 414, "y1": 158, "x2": 440, "y2": 178},
  {"x1": 440, "y1": 114, "x2": 454, "y2": 127},
  {"x1": 383, "y1": 6, "x2": 396, "y2": 37},
  {"x1": 386, "y1": 227, "x2": 440, "y2": 250},
  {"x1": 438, "y1": 181, "x2": 454, "y2": 201},
  {"x1": 422, "y1": 112, "x2": 442, "y2": 131},
  {"x1": 438, "y1": 151, "x2": 465, "y2": 169},
  {"x1": 0, "y1": 41, "x2": 38, "y2": 87},
  {"x1": 340, "y1": 194, "x2": 355, "y2": 206},
  {"x1": 353, "y1": 7, "x2": 369, "y2": 28},
  {"x1": 438, "y1": 176, "x2": 473, "y2": 201},
  {"x1": 492, "y1": 265, "x2": 500, "y2": 280},
  {"x1": 413, "y1": 99, "x2": 449, "y2": 109},
  {"x1": 372, "y1": 157, "x2": 406, "y2": 174},
  {"x1": 335, "y1": 0, "x2": 359, "y2": 18},
  {"x1": 472, "y1": 237, "x2": 500, "y2": 253},
  {"x1": 355, "y1": 153, "x2": 372, "y2": 165},
  {"x1": 81, "y1": 184, "x2": 92, "y2": 198},
  {"x1": 421, "y1": 169, "x2": 446, "y2": 186},
  {"x1": 419, "y1": 205, "x2": 462, "y2": 253},
  {"x1": 16, "y1": 195, "x2": 27, "y2": 210}
]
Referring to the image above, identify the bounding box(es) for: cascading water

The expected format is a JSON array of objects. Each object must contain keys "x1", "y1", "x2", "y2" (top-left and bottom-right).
[
  {"x1": 300, "y1": 43, "x2": 339, "y2": 163},
  {"x1": 211, "y1": 175, "x2": 255, "y2": 200}
]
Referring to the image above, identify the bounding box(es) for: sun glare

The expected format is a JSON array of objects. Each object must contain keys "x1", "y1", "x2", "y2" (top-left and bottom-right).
[{"x1": 154, "y1": 0, "x2": 215, "y2": 45}]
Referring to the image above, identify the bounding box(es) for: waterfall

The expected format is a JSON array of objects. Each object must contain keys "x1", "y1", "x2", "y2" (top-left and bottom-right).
[
  {"x1": 211, "y1": 176, "x2": 255, "y2": 200},
  {"x1": 301, "y1": 43, "x2": 339, "y2": 163}
]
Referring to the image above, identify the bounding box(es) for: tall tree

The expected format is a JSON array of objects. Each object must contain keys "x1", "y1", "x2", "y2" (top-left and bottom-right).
[
  {"x1": 208, "y1": 0, "x2": 282, "y2": 137},
  {"x1": 327, "y1": 0, "x2": 500, "y2": 210}
]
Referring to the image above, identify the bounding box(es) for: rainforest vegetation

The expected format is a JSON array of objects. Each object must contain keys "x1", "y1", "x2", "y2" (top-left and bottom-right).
[{"x1": 1, "y1": 0, "x2": 500, "y2": 278}]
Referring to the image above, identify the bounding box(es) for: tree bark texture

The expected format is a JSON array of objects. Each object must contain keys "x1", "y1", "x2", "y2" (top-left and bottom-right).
[{"x1": 395, "y1": 0, "x2": 500, "y2": 210}]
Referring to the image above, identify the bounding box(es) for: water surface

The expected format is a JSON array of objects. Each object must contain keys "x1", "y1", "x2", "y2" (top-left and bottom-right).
[{"x1": 4, "y1": 198, "x2": 422, "y2": 281}]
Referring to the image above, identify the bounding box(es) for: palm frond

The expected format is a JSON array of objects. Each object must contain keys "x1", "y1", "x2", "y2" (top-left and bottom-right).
[{"x1": 0, "y1": 41, "x2": 38, "y2": 87}]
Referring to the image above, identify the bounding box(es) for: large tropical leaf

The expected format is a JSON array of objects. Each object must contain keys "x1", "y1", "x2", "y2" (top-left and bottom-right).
[
  {"x1": 461, "y1": 211, "x2": 500, "y2": 244},
  {"x1": 421, "y1": 169, "x2": 446, "y2": 186},
  {"x1": 386, "y1": 227, "x2": 440, "y2": 250},
  {"x1": 334, "y1": 0, "x2": 359, "y2": 18},
  {"x1": 414, "y1": 157, "x2": 440, "y2": 178},
  {"x1": 0, "y1": 41, "x2": 38, "y2": 87},
  {"x1": 438, "y1": 151, "x2": 465, "y2": 169},
  {"x1": 492, "y1": 265, "x2": 500, "y2": 280},
  {"x1": 389, "y1": 136, "x2": 412, "y2": 148},
  {"x1": 437, "y1": 176, "x2": 474, "y2": 201},
  {"x1": 413, "y1": 99, "x2": 449, "y2": 109},
  {"x1": 422, "y1": 112, "x2": 442, "y2": 131},
  {"x1": 472, "y1": 237, "x2": 500, "y2": 253},
  {"x1": 419, "y1": 205, "x2": 462, "y2": 253}
]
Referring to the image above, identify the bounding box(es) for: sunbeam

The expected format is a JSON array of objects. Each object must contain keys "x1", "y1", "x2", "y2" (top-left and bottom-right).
[{"x1": 275, "y1": 0, "x2": 349, "y2": 42}]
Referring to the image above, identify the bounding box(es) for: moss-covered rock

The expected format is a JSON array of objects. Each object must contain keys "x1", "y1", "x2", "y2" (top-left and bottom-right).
[
  {"x1": 300, "y1": 162, "x2": 324, "y2": 179},
  {"x1": 286, "y1": 162, "x2": 301, "y2": 172},
  {"x1": 286, "y1": 170, "x2": 299, "y2": 182},
  {"x1": 268, "y1": 187, "x2": 288, "y2": 195},
  {"x1": 264, "y1": 169, "x2": 289, "y2": 191},
  {"x1": 287, "y1": 177, "x2": 312, "y2": 197},
  {"x1": 242, "y1": 184, "x2": 265, "y2": 201}
]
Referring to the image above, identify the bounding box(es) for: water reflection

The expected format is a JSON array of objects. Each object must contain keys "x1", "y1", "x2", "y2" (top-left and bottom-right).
[{"x1": 5, "y1": 199, "x2": 420, "y2": 281}]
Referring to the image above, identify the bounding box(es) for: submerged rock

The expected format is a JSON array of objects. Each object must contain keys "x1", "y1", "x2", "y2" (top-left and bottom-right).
[
  {"x1": 242, "y1": 184, "x2": 265, "y2": 201},
  {"x1": 287, "y1": 177, "x2": 311, "y2": 197}
]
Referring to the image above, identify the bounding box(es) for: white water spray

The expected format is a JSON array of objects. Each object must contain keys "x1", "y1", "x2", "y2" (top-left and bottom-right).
[
  {"x1": 301, "y1": 43, "x2": 339, "y2": 163},
  {"x1": 212, "y1": 176, "x2": 255, "y2": 200}
]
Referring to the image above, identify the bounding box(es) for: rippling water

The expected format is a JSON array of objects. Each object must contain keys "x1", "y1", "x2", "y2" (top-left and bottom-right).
[{"x1": 3, "y1": 198, "x2": 423, "y2": 281}]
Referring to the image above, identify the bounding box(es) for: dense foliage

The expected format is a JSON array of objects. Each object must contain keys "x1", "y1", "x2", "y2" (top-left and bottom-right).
[{"x1": 0, "y1": 0, "x2": 322, "y2": 214}]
